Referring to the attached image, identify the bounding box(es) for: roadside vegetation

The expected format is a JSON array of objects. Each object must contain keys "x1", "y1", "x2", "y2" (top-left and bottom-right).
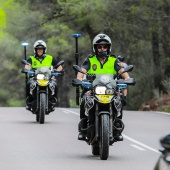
[{"x1": 0, "y1": 0, "x2": 170, "y2": 111}]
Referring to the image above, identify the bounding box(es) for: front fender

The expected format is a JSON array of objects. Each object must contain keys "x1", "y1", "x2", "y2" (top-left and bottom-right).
[{"x1": 98, "y1": 111, "x2": 110, "y2": 116}]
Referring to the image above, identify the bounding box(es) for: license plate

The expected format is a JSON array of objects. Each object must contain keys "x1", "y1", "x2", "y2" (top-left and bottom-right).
[{"x1": 96, "y1": 95, "x2": 113, "y2": 103}]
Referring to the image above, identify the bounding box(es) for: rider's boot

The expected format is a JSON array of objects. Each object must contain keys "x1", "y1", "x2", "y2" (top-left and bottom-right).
[
  {"x1": 78, "y1": 132, "x2": 86, "y2": 141},
  {"x1": 113, "y1": 120, "x2": 124, "y2": 141},
  {"x1": 26, "y1": 96, "x2": 32, "y2": 111},
  {"x1": 49, "y1": 96, "x2": 57, "y2": 111},
  {"x1": 114, "y1": 133, "x2": 123, "y2": 141},
  {"x1": 78, "y1": 118, "x2": 87, "y2": 141},
  {"x1": 26, "y1": 105, "x2": 31, "y2": 111},
  {"x1": 122, "y1": 95, "x2": 127, "y2": 106}
]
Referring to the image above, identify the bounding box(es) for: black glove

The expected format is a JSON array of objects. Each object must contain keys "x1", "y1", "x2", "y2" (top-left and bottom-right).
[{"x1": 122, "y1": 96, "x2": 127, "y2": 106}]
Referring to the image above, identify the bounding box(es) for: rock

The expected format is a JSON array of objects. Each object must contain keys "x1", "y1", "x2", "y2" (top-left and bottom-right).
[{"x1": 142, "y1": 105, "x2": 150, "y2": 111}]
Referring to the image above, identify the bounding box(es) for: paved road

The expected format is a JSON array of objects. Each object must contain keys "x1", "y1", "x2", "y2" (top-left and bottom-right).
[{"x1": 0, "y1": 107, "x2": 169, "y2": 170}]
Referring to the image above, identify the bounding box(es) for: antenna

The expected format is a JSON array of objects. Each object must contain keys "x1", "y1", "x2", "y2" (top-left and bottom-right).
[{"x1": 72, "y1": 34, "x2": 82, "y2": 105}]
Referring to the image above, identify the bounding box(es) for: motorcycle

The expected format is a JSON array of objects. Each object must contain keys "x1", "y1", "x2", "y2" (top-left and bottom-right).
[
  {"x1": 21, "y1": 59, "x2": 64, "y2": 124},
  {"x1": 72, "y1": 65, "x2": 135, "y2": 160}
]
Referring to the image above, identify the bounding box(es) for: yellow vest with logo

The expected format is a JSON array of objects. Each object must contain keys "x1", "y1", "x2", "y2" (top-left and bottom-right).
[
  {"x1": 30, "y1": 55, "x2": 53, "y2": 68},
  {"x1": 87, "y1": 55, "x2": 117, "y2": 74}
]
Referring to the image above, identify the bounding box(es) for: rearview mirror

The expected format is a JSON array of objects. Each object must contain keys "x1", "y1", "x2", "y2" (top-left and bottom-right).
[
  {"x1": 72, "y1": 65, "x2": 86, "y2": 74},
  {"x1": 54, "y1": 60, "x2": 64, "y2": 69},
  {"x1": 125, "y1": 65, "x2": 134, "y2": 72},
  {"x1": 21, "y1": 59, "x2": 30, "y2": 65},
  {"x1": 71, "y1": 78, "x2": 82, "y2": 87},
  {"x1": 119, "y1": 65, "x2": 134, "y2": 77},
  {"x1": 124, "y1": 78, "x2": 136, "y2": 85}
]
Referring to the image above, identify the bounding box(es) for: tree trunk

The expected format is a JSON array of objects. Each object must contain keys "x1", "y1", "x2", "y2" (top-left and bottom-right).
[
  {"x1": 162, "y1": 2, "x2": 170, "y2": 76},
  {"x1": 152, "y1": 31, "x2": 161, "y2": 89},
  {"x1": 57, "y1": 59, "x2": 76, "y2": 107}
]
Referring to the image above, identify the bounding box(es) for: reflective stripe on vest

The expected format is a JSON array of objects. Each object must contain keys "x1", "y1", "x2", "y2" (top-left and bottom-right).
[
  {"x1": 87, "y1": 55, "x2": 117, "y2": 74},
  {"x1": 30, "y1": 55, "x2": 53, "y2": 68}
]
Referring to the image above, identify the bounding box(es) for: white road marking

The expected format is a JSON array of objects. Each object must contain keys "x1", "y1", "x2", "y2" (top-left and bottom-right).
[
  {"x1": 61, "y1": 109, "x2": 79, "y2": 116},
  {"x1": 130, "y1": 144, "x2": 146, "y2": 151},
  {"x1": 62, "y1": 108, "x2": 161, "y2": 154},
  {"x1": 62, "y1": 110, "x2": 70, "y2": 114},
  {"x1": 156, "y1": 112, "x2": 170, "y2": 116},
  {"x1": 123, "y1": 134, "x2": 160, "y2": 154}
]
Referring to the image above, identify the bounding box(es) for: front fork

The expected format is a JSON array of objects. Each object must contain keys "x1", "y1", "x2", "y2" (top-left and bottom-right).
[
  {"x1": 36, "y1": 86, "x2": 49, "y2": 113},
  {"x1": 95, "y1": 103, "x2": 113, "y2": 141},
  {"x1": 109, "y1": 108, "x2": 113, "y2": 140}
]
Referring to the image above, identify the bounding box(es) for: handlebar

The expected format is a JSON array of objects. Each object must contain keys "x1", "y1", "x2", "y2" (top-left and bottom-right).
[
  {"x1": 116, "y1": 78, "x2": 136, "y2": 85},
  {"x1": 21, "y1": 68, "x2": 65, "y2": 77}
]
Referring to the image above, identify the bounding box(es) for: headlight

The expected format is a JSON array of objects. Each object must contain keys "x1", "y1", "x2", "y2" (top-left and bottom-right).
[
  {"x1": 37, "y1": 74, "x2": 45, "y2": 80},
  {"x1": 95, "y1": 86, "x2": 106, "y2": 94}
]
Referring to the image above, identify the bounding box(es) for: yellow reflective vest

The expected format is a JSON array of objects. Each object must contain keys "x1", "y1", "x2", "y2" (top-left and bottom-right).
[
  {"x1": 29, "y1": 55, "x2": 53, "y2": 68},
  {"x1": 87, "y1": 55, "x2": 117, "y2": 74}
]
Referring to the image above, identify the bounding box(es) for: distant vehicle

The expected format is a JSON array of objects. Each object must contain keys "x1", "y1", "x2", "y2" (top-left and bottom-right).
[{"x1": 154, "y1": 133, "x2": 170, "y2": 170}]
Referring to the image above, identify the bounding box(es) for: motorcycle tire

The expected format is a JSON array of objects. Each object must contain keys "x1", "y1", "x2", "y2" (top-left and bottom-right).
[
  {"x1": 39, "y1": 93, "x2": 46, "y2": 124},
  {"x1": 100, "y1": 114, "x2": 109, "y2": 160}
]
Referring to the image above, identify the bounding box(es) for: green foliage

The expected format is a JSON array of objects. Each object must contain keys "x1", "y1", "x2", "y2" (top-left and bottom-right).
[
  {"x1": 162, "y1": 106, "x2": 170, "y2": 113},
  {"x1": 161, "y1": 78, "x2": 170, "y2": 94},
  {"x1": 42, "y1": 23, "x2": 74, "y2": 58},
  {"x1": 0, "y1": 0, "x2": 169, "y2": 110},
  {"x1": 0, "y1": 1, "x2": 7, "y2": 39},
  {"x1": 7, "y1": 99, "x2": 24, "y2": 107},
  {"x1": 69, "y1": 99, "x2": 79, "y2": 108},
  {"x1": 0, "y1": 8, "x2": 6, "y2": 28}
]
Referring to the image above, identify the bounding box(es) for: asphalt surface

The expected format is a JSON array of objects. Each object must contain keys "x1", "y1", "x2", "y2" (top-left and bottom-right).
[{"x1": 0, "y1": 107, "x2": 169, "y2": 170}]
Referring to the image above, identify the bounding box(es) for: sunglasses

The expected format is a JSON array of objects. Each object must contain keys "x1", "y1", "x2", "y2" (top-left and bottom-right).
[
  {"x1": 97, "y1": 45, "x2": 108, "y2": 49},
  {"x1": 36, "y1": 48, "x2": 44, "y2": 50}
]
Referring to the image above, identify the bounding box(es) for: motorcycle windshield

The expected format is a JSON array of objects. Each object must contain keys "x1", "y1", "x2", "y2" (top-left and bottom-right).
[
  {"x1": 35, "y1": 67, "x2": 52, "y2": 77},
  {"x1": 92, "y1": 74, "x2": 116, "y2": 89}
]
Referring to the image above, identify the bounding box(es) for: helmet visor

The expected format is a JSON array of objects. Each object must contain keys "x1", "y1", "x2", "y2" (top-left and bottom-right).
[
  {"x1": 97, "y1": 45, "x2": 108, "y2": 50},
  {"x1": 94, "y1": 40, "x2": 110, "y2": 45},
  {"x1": 35, "y1": 45, "x2": 45, "y2": 49}
]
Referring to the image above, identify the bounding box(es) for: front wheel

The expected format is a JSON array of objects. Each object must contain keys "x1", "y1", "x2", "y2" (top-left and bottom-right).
[
  {"x1": 39, "y1": 93, "x2": 46, "y2": 124},
  {"x1": 100, "y1": 114, "x2": 110, "y2": 160}
]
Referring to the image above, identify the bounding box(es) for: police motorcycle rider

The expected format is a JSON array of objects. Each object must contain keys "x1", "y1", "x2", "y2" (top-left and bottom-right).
[
  {"x1": 24, "y1": 40, "x2": 63, "y2": 110},
  {"x1": 77, "y1": 33, "x2": 131, "y2": 141}
]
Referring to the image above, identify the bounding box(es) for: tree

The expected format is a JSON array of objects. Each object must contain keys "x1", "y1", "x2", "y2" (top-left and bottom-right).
[{"x1": 0, "y1": 0, "x2": 169, "y2": 110}]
